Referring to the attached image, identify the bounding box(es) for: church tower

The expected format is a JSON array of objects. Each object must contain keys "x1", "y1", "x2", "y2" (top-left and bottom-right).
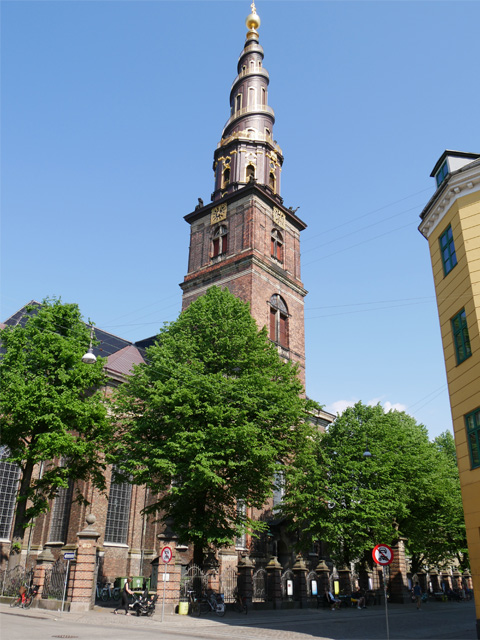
[{"x1": 181, "y1": 3, "x2": 307, "y2": 383}]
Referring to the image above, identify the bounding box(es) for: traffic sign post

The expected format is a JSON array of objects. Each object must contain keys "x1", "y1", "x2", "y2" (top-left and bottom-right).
[
  {"x1": 61, "y1": 552, "x2": 75, "y2": 613},
  {"x1": 372, "y1": 544, "x2": 394, "y2": 640},
  {"x1": 160, "y1": 546, "x2": 172, "y2": 622}
]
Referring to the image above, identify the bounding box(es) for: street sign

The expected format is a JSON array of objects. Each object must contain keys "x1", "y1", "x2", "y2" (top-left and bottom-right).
[
  {"x1": 63, "y1": 552, "x2": 76, "y2": 560},
  {"x1": 161, "y1": 546, "x2": 172, "y2": 564},
  {"x1": 372, "y1": 544, "x2": 394, "y2": 566}
]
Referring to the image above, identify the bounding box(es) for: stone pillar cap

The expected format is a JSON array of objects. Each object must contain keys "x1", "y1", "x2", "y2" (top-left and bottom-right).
[
  {"x1": 37, "y1": 547, "x2": 56, "y2": 562},
  {"x1": 266, "y1": 556, "x2": 282, "y2": 569}
]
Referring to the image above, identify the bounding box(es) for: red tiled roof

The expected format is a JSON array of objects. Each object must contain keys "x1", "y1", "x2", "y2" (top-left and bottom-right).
[{"x1": 105, "y1": 345, "x2": 145, "y2": 376}]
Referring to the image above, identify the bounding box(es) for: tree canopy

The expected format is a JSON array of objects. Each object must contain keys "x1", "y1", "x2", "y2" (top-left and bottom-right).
[
  {"x1": 112, "y1": 286, "x2": 315, "y2": 564},
  {"x1": 282, "y1": 402, "x2": 467, "y2": 571},
  {"x1": 0, "y1": 299, "x2": 112, "y2": 546}
]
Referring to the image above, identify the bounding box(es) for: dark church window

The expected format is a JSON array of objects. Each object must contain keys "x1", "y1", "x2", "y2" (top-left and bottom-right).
[
  {"x1": 246, "y1": 164, "x2": 255, "y2": 181},
  {"x1": 269, "y1": 294, "x2": 288, "y2": 348},
  {"x1": 104, "y1": 466, "x2": 132, "y2": 545},
  {"x1": 271, "y1": 229, "x2": 283, "y2": 262},
  {"x1": 0, "y1": 446, "x2": 20, "y2": 540},
  {"x1": 213, "y1": 225, "x2": 228, "y2": 257},
  {"x1": 48, "y1": 459, "x2": 73, "y2": 544}
]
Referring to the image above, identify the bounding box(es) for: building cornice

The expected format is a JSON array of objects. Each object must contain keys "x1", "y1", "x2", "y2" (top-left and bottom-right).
[
  {"x1": 185, "y1": 182, "x2": 306, "y2": 231},
  {"x1": 418, "y1": 158, "x2": 480, "y2": 239}
]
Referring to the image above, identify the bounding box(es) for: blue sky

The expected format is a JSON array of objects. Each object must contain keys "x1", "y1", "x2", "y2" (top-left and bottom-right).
[{"x1": 2, "y1": 0, "x2": 480, "y2": 440}]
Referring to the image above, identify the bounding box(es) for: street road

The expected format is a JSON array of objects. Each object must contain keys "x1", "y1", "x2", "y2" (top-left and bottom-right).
[{"x1": 1, "y1": 600, "x2": 476, "y2": 640}]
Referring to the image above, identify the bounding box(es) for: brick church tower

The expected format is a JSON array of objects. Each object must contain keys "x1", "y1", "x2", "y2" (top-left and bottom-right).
[{"x1": 180, "y1": 3, "x2": 307, "y2": 384}]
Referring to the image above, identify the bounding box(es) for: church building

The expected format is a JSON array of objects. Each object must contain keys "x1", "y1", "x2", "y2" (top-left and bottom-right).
[{"x1": 0, "y1": 3, "x2": 334, "y2": 600}]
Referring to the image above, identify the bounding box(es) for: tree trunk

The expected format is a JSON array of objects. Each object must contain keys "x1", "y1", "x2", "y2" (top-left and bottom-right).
[{"x1": 193, "y1": 542, "x2": 204, "y2": 568}]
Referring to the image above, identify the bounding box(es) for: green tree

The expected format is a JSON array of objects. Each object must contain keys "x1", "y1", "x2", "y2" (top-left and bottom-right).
[
  {"x1": 407, "y1": 431, "x2": 468, "y2": 572},
  {"x1": 112, "y1": 286, "x2": 314, "y2": 565},
  {"x1": 0, "y1": 299, "x2": 112, "y2": 550},
  {"x1": 282, "y1": 402, "x2": 466, "y2": 570}
]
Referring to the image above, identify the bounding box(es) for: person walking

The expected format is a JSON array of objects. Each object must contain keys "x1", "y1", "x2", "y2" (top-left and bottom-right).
[
  {"x1": 114, "y1": 578, "x2": 134, "y2": 615},
  {"x1": 413, "y1": 582, "x2": 422, "y2": 610}
]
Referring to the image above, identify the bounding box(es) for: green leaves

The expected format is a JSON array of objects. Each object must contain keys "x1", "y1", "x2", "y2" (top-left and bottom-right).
[
  {"x1": 0, "y1": 298, "x2": 113, "y2": 539},
  {"x1": 283, "y1": 402, "x2": 467, "y2": 570},
  {"x1": 112, "y1": 286, "x2": 312, "y2": 562}
]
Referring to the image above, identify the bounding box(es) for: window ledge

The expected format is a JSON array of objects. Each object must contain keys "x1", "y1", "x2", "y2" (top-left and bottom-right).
[
  {"x1": 45, "y1": 541, "x2": 65, "y2": 547},
  {"x1": 103, "y1": 542, "x2": 129, "y2": 548}
]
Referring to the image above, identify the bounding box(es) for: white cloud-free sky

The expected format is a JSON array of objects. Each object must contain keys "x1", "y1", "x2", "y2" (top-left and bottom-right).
[{"x1": 2, "y1": 1, "x2": 479, "y2": 440}]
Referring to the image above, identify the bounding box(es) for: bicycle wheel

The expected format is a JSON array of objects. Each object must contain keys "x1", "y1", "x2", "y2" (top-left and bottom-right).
[
  {"x1": 113, "y1": 588, "x2": 121, "y2": 601},
  {"x1": 23, "y1": 595, "x2": 34, "y2": 609},
  {"x1": 101, "y1": 590, "x2": 109, "y2": 602},
  {"x1": 191, "y1": 601, "x2": 201, "y2": 617},
  {"x1": 10, "y1": 596, "x2": 22, "y2": 608}
]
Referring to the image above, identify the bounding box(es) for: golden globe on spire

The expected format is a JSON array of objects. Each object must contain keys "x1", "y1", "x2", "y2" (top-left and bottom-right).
[{"x1": 246, "y1": 1, "x2": 261, "y2": 32}]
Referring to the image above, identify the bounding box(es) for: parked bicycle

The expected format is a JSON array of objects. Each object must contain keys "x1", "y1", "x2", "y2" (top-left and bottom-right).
[
  {"x1": 96, "y1": 581, "x2": 121, "y2": 601},
  {"x1": 233, "y1": 587, "x2": 247, "y2": 614},
  {"x1": 187, "y1": 589, "x2": 225, "y2": 617},
  {"x1": 10, "y1": 584, "x2": 39, "y2": 609}
]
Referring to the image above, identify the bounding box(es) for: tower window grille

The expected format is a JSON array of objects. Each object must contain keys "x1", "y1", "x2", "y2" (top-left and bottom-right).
[
  {"x1": 104, "y1": 467, "x2": 132, "y2": 545},
  {"x1": 269, "y1": 294, "x2": 288, "y2": 349},
  {"x1": 213, "y1": 225, "x2": 228, "y2": 258},
  {"x1": 0, "y1": 446, "x2": 20, "y2": 540},
  {"x1": 271, "y1": 229, "x2": 283, "y2": 262}
]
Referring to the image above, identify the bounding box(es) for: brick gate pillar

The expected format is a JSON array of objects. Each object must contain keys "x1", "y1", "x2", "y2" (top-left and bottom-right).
[
  {"x1": 315, "y1": 560, "x2": 330, "y2": 598},
  {"x1": 33, "y1": 547, "x2": 55, "y2": 599},
  {"x1": 292, "y1": 554, "x2": 308, "y2": 607},
  {"x1": 69, "y1": 514, "x2": 100, "y2": 612},
  {"x1": 237, "y1": 555, "x2": 253, "y2": 606},
  {"x1": 338, "y1": 567, "x2": 352, "y2": 595},
  {"x1": 265, "y1": 556, "x2": 282, "y2": 609}
]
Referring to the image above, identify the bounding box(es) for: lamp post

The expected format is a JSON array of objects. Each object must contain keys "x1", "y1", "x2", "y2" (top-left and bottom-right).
[{"x1": 82, "y1": 326, "x2": 97, "y2": 364}]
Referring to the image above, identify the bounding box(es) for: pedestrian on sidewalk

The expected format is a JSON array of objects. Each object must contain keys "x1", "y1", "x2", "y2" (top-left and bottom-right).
[
  {"x1": 114, "y1": 578, "x2": 134, "y2": 615},
  {"x1": 413, "y1": 582, "x2": 422, "y2": 610}
]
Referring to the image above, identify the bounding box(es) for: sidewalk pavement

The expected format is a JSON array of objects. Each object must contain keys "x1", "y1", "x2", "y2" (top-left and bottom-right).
[{"x1": 1, "y1": 598, "x2": 477, "y2": 640}]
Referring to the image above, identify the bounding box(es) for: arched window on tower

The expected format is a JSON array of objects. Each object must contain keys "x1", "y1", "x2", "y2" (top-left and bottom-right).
[
  {"x1": 246, "y1": 164, "x2": 255, "y2": 181},
  {"x1": 213, "y1": 225, "x2": 228, "y2": 258},
  {"x1": 269, "y1": 171, "x2": 276, "y2": 192},
  {"x1": 269, "y1": 294, "x2": 288, "y2": 349},
  {"x1": 271, "y1": 229, "x2": 283, "y2": 262},
  {"x1": 223, "y1": 167, "x2": 230, "y2": 189},
  {"x1": 235, "y1": 94, "x2": 242, "y2": 113},
  {"x1": 248, "y1": 87, "x2": 256, "y2": 106}
]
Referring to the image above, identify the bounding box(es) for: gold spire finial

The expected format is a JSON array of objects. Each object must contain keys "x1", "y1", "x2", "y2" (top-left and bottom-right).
[{"x1": 246, "y1": 2, "x2": 260, "y2": 31}]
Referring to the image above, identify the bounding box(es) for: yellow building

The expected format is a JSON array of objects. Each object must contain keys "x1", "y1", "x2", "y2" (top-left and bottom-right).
[{"x1": 419, "y1": 150, "x2": 480, "y2": 637}]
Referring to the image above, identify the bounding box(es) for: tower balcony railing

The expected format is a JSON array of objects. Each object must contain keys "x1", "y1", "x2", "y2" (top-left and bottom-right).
[
  {"x1": 223, "y1": 104, "x2": 275, "y2": 132},
  {"x1": 230, "y1": 67, "x2": 269, "y2": 93},
  {"x1": 217, "y1": 130, "x2": 282, "y2": 155}
]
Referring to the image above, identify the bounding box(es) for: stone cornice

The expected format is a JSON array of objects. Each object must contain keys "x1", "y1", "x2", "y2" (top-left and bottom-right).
[{"x1": 419, "y1": 159, "x2": 480, "y2": 239}]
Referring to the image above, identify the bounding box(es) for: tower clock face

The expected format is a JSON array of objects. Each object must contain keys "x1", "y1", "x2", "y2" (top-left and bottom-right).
[{"x1": 211, "y1": 204, "x2": 227, "y2": 225}]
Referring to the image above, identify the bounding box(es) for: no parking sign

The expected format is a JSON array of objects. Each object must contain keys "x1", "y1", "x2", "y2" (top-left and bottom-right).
[{"x1": 372, "y1": 543, "x2": 394, "y2": 566}]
